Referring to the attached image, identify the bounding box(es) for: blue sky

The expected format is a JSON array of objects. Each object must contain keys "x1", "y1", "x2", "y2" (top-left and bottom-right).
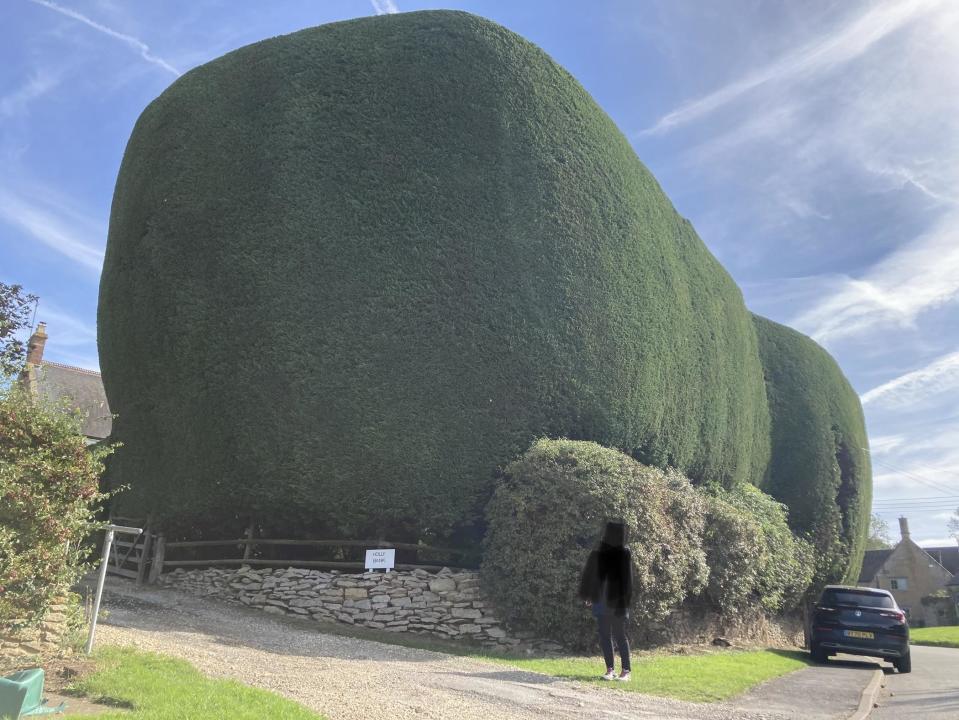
[{"x1": 2, "y1": 0, "x2": 958, "y2": 545}]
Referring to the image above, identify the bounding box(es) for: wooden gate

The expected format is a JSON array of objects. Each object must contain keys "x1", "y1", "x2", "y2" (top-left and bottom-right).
[{"x1": 105, "y1": 518, "x2": 153, "y2": 585}]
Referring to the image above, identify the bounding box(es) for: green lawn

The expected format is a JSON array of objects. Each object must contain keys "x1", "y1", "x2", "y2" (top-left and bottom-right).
[
  {"x1": 910, "y1": 625, "x2": 959, "y2": 649},
  {"x1": 481, "y1": 649, "x2": 811, "y2": 703},
  {"x1": 70, "y1": 647, "x2": 326, "y2": 719}
]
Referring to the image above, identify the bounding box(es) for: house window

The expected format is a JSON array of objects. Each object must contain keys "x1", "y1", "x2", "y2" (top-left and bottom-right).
[{"x1": 890, "y1": 578, "x2": 908, "y2": 590}]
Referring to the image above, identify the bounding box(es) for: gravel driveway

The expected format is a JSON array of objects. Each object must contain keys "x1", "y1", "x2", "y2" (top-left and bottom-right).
[{"x1": 97, "y1": 579, "x2": 801, "y2": 720}]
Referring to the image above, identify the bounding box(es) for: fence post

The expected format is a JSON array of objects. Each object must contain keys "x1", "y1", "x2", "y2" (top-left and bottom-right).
[
  {"x1": 148, "y1": 534, "x2": 166, "y2": 584},
  {"x1": 136, "y1": 526, "x2": 153, "y2": 585},
  {"x1": 242, "y1": 522, "x2": 254, "y2": 562}
]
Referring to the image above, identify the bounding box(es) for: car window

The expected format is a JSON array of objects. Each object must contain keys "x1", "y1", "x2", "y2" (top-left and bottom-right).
[{"x1": 821, "y1": 590, "x2": 895, "y2": 608}]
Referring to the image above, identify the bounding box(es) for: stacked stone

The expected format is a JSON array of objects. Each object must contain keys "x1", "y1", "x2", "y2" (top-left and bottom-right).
[
  {"x1": 160, "y1": 566, "x2": 563, "y2": 652},
  {"x1": 0, "y1": 597, "x2": 70, "y2": 666}
]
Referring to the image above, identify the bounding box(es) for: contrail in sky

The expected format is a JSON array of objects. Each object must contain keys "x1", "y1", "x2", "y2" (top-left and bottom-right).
[
  {"x1": 640, "y1": 0, "x2": 940, "y2": 136},
  {"x1": 371, "y1": 0, "x2": 399, "y2": 15},
  {"x1": 28, "y1": 0, "x2": 181, "y2": 77}
]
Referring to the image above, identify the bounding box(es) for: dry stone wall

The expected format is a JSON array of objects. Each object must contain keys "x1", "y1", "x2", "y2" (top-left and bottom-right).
[
  {"x1": 0, "y1": 597, "x2": 71, "y2": 668},
  {"x1": 160, "y1": 566, "x2": 805, "y2": 652},
  {"x1": 160, "y1": 566, "x2": 565, "y2": 653}
]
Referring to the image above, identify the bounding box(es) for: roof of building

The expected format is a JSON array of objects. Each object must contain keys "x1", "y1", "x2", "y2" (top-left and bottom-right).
[
  {"x1": 859, "y1": 548, "x2": 894, "y2": 583},
  {"x1": 949, "y1": 572, "x2": 959, "y2": 587},
  {"x1": 922, "y1": 546, "x2": 959, "y2": 575},
  {"x1": 33, "y1": 361, "x2": 112, "y2": 440}
]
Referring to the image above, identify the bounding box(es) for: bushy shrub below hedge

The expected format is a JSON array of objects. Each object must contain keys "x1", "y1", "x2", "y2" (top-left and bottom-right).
[
  {"x1": 482, "y1": 439, "x2": 814, "y2": 646},
  {"x1": 700, "y1": 484, "x2": 814, "y2": 613},
  {"x1": 0, "y1": 387, "x2": 110, "y2": 629},
  {"x1": 482, "y1": 439, "x2": 708, "y2": 647}
]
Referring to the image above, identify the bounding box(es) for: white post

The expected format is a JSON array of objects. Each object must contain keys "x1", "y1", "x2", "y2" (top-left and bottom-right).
[{"x1": 85, "y1": 524, "x2": 142, "y2": 655}]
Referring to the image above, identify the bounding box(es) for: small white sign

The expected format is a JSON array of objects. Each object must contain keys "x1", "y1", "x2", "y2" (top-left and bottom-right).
[{"x1": 365, "y1": 548, "x2": 396, "y2": 572}]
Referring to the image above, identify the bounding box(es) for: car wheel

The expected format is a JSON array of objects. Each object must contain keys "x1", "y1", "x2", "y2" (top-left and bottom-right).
[
  {"x1": 895, "y1": 651, "x2": 912, "y2": 674},
  {"x1": 810, "y1": 643, "x2": 828, "y2": 663}
]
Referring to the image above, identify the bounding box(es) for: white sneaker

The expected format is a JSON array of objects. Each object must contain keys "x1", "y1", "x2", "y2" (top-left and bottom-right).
[
  {"x1": 601, "y1": 669, "x2": 616, "y2": 681},
  {"x1": 615, "y1": 671, "x2": 631, "y2": 682}
]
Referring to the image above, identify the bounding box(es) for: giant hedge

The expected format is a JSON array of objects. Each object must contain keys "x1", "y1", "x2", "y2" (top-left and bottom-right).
[
  {"x1": 98, "y1": 10, "x2": 868, "y2": 581},
  {"x1": 753, "y1": 315, "x2": 871, "y2": 586}
]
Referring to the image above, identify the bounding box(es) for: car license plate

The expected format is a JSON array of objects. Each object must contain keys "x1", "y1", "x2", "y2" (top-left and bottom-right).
[{"x1": 844, "y1": 630, "x2": 874, "y2": 639}]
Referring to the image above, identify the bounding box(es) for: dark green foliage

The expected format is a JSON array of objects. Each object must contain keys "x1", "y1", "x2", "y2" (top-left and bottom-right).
[
  {"x1": 700, "y1": 484, "x2": 814, "y2": 612},
  {"x1": 99, "y1": 11, "x2": 772, "y2": 538},
  {"x1": 752, "y1": 315, "x2": 871, "y2": 587},
  {"x1": 481, "y1": 439, "x2": 708, "y2": 647}
]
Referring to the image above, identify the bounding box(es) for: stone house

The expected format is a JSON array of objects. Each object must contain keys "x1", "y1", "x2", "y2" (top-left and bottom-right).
[
  {"x1": 858, "y1": 517, "x2": 958, "y2": 627},
  {"x1": 18, "y1": 322, "x2": 112, "y2": 444}
]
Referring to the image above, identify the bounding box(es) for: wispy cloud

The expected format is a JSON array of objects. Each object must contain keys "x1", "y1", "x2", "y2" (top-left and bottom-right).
[
  {"x1": 33, "y1": 302, "x2": 97, "y2": 349},
  {"x1": 861, "y1": 350, "x2": 959, "y2": 406},
  {"x1": 28, "y1": 0, "x2": 181, "y2": 77},
  {"x1": 640, "y1": 0, "x2": 941, "y2": 136},
  {"x1": 791, "y1": 212, "x2": 959, "y2": 343},
  {"x1": 0, "y1": 69, "x2": 61, "y2": 118},
  {"x1": 869, "y1": 434, "x2": 907, "y2": 456},
  {"x1": 370, "y1": 0, "x2": 399, "y2": 16},
  {"x1": 0, "y1": 188, "x2": 105, "y2": 273}
]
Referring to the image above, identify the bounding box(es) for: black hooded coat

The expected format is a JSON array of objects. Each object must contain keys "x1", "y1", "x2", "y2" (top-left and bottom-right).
[{"x1": 578, "y1": 523, "x2": 633, "y2": 615}]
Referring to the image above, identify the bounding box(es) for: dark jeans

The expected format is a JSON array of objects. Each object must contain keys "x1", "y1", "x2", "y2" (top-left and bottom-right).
[{"x1": 596, "y1": 610, "x2": 630, "y2": 672}]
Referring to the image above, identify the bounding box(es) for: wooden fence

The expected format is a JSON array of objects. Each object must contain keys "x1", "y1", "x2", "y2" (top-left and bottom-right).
[
  {"x1": 102, "y1": 514, "x2": 480, "y2": 583},
  {"x1": 110, "y1": 533, "x2": 479, "y2": 583}
]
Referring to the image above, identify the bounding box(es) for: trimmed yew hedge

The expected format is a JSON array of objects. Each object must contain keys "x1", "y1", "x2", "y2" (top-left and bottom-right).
[
  {"x1": 99, "y1": 10, "x2": 772, "y2": 540},
  {"x1": 753, "y1": 315, "x2": 871, "y2": 586},
  {"x1": 98, "y1": 11, "x2": 870, "y2": 583}
]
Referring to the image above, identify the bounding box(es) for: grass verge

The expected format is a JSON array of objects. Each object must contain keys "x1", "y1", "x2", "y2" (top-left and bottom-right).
[
  {"x1": 910, "y1": 625, "x2": 959, "y2": 649},
  {"x1": 479, "y1": 649, "x2": 811, "y2": 703},
  {"x1": 69, "y1": 646, "x2": 326, "y2": 719}
]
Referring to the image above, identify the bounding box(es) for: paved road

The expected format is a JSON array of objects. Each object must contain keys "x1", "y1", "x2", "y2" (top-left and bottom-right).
[
  {"x1": 872, "y1": 645, "x2": 959, "y2": 719},
  {"x1": 729, "y1": 654, "x2": 877, "y2": 719}
]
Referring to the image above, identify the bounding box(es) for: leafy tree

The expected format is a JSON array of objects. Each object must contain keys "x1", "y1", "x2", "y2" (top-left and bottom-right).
[
  {"x1": 0, "y1": 282, "x2": 37, "y2": 376},
  {"x1": 866, "y1": 513, "x2": 893, "y2": 550},
  {"x1": 0, "y1": 385, "x2": 112, "y2": 629}
]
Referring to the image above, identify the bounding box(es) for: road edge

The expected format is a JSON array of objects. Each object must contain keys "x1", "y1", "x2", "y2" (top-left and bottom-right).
[{"x1": 847, "y1": 668, "x2": 884, "y2": 720}]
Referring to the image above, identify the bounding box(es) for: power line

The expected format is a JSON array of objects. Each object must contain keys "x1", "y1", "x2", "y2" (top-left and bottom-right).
[
  {"x1": 873, "y1": 497, "x2": 959, "y2": 505},
  {"x1": 869, "y1": 457, "x2": 959, "y2": 496},
  {"x1": 853, "y1": 444, "x2": 959, "y2": 496}
]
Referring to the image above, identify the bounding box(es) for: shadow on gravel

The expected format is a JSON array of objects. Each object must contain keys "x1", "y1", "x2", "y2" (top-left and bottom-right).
[{"x1": 436, "y1": 669, "x2": 561, "y2": 685}]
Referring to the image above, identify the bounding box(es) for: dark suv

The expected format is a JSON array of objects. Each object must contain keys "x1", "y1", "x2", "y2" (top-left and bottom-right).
[{"x1": 809, "y1": 585, "x2": 911, "y2": 673}]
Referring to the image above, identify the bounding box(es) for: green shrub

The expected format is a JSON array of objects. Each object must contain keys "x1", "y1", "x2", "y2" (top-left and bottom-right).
[
  {"x1": 481, "y1": 439, "x2": 708, "y2": 647},
  {"x1": 752, "y1": 315, "x2": 871, "y2": 587},
  {"x1": 700, "y1": 490, "x2": 762, "y2": 610},
  {"x1": 0, "y1": 386, "x2": 110, "y2": 629},
  {"x1": 100, "y1": 10, "x2": 772, "y2": 540},
  {"x1": 700, "y1": 484, "x2": 814, "y2": 612}
]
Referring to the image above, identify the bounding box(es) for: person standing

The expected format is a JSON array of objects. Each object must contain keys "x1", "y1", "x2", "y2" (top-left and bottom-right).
[{"x1": 578, "y1": 521, "x2": 633, "y2": 681}]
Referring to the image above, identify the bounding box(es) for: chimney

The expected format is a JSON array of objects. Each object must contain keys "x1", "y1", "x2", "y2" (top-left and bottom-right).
[
  {"x1": 26, "y1": 322, "x2": 47, "y2": 365},
  {"x1": 899, "y1": 516, "x2": 910, "y2": 541}
]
